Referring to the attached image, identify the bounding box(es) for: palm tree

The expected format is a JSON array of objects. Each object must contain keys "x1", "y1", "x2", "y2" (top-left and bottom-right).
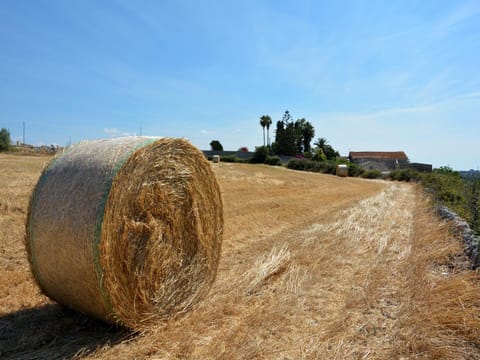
[
  {"x1": 259, "y1": 115, "x2": 271, "y2": 147},
  {"x1": 314, "y1": 137, "x2": 327, "y2": 149},
  {"x1": 314, "y1": 137, "x2": 339, "y2": 160},
  {"x1": 264, "y1": 115, "x2": 272, "y2": 147}
]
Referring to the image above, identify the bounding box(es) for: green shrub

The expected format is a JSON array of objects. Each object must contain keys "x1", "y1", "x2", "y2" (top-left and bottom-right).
[
  {"x1": 287, "y1": 159, "x2": 339, "y2": 174},
  {"x1": 390, "y1": 169, "x2": 420, "y2": 182},
  {"x1": 287, "y1": 159, "x2": 309, "y2": 171},
  {"x1": 221, "y1": 155, "x2": 245, "y2": 163},
  {"x1": 0, "y1": 128, "x2": 11, "y2": 152},
  {"x1": 362, "y1": 169, "x2": 383, "y2": 179},
  {"x1": 311, "y1": 148, "x2": 327, "y2": 162},
  {"x1": 421, "y1": 169, "x2": 470, "y2": 223},
  {"x1": 250, "y1": 146, "x2": 268, "y2": 164},
  {"x1": 322, "y1": 161, "x2": 337, "y2": 175},
  {"x1": 264, "y1": 156, "x2": 282, "y2": 166},
  {"x1": 348, "y1": 163, "x2": 365, "y2": 177},
  {"x1": 287, "y1": 159, "x2": 314, "y2": 171}
]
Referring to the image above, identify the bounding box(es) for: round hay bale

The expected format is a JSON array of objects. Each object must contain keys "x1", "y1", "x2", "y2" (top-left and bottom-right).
[
  {"x1": 26, "y1": 137, "x2": 223, "y2": 329},
  {"x1": 212, "y1": 155, "x2": 220, "y2": 163},
  {"x1": 336, "y1": 164, "x2": 348, "y2": 177}
]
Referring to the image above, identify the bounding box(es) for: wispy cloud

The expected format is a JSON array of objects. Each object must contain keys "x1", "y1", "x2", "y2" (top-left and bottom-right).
[
  {"x1": 200, "y1": 129, "x2": 216, "y2": 136},
  {"x1": 103, "y1": 127, "x2": 132, "y2": 137},
  {"x1": 435, "y1": 1, "x2": 480, "y2": 35}
]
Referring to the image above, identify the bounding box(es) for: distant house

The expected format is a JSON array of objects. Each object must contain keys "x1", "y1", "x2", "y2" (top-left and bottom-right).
[
  {"x1": 349, "y1": 151, "x2": 409, "y2": 172},
  {"x1": 349, "y1": 151, "x2": 432, "y2": 173}
]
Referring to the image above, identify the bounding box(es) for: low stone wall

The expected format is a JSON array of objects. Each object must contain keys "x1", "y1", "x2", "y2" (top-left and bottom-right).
[{"x1": 437, "y1": 205, "x2": 480, "y2": 268}]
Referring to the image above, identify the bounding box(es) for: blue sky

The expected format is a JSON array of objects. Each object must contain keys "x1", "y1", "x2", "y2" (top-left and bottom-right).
[{"x1": 1, "y1": 0, "x2": 479, "y2": 170}]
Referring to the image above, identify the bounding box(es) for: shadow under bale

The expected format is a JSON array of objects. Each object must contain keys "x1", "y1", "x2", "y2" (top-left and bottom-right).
[{"x1": 0, "y1": 304, "x2": 131, "y2": 360}]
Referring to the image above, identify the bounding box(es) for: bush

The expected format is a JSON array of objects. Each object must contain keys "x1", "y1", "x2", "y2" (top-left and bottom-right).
[
  {"x1": 221, "y1": 155, "x2": 245, "y2": 163},
  {"x1": 287, "y1": 159, "x2": 307, "y2": 170},
  {"x1": 421, "y1": 169, "x2": 469, "y2": 222},
  {"x1": 312, "y1": 148, "x2": 327, "y2": 162},
  {"x1": 0, "y1": 128, "x2": 11, "y2": 152},
  {"x1": 250, "y1": 146, "x2": 268, "y2": 164},
  {"x1": 287, "y1": 159, "x2": 314, "y2": 171},
  {"x1": 321, "y1": 161, "x2": 337, "y2": 175},
  {"x1": 362, "y1": 169, "x2": 383, "y2": 179},
  {"x1": 264, "y1": 156, "x2": 282, "y2": 166},
  {"x1": 390, "y1": 169, "x2": 420, "y2": 182},
  {"x1": 348, "y1": 163, "x2": 365, "y2": 177},
  {"x1": 288, "y1": 159, "x2": 382, "y2": 179},
  {"x1": 287, "y1": 159, "x2": 339, "y2": 174}
]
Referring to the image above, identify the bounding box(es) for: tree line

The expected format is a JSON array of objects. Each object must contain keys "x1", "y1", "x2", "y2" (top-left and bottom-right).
[{"x1": 259, "y1": 110, "x2": 339, "y2": 159}]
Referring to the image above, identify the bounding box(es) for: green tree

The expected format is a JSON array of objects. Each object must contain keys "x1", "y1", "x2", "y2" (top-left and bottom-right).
[
  {"x1": 0, "y1": 128, "x2": 11, "y2": 152},
  {"x1": 292, "y1": 118, "x2": 315, "y2": 154},
  {"x1": 209, "y1": 140, "x2": 223, "y2": 151},
  {"x1": 265, "y1": 116, "x2": 272, "y2": 147},
  {"x1": 274, "y1": 119, "x2": 288, "y2": 155},
  {"x1": 294, "y1": 119, "x2": 305, "y2": 154},
  {"x1": 274, "y1": 111, "x2": 316, "y2": 156},
  {"x1": 302, "y1": 121, "x2": 315, "y2": 153},
  {"x1": 284, "y1": 120, "x2": 296, "y2": 155},
  {"x1": 259, "y1": 115, "x2": 272, "y2": 147},
  {"x1": 275, "y1": 110, "x2": 296, "y2": 155},
  {"x1": 313, "y1": 137, "x2": 339, "y2": 160}
]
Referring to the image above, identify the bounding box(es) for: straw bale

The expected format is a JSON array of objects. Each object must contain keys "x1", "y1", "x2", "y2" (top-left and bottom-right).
[
  {"x1": 25, "y1": 137, "x2": 223, "y2": 329},
  {"x1": 336, "y1": 164, "x2": 348, "y2": 177}
]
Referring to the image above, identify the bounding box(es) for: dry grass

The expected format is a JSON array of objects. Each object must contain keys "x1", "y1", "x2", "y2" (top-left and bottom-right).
[{"x1": 2, "y1": 157, "x2": 480, "y2": 359}]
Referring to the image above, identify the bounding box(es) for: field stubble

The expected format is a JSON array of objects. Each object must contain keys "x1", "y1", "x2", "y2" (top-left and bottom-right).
[{"x1": 1, "y1": 156, "x2": 480, "y2": 359}]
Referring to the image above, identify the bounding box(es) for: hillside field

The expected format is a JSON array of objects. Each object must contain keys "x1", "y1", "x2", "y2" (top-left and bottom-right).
[{"x1": 2, "y1": 154, "x2": 480, "y2": 359}]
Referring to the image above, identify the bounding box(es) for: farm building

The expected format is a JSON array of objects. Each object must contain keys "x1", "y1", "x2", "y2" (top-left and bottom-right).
[
  {"x1": 349, "y1": 151, "x2": 432, "y2": 173},
  {"x1": 349, "y1": 151, "x2": 409, "y2": 172}
]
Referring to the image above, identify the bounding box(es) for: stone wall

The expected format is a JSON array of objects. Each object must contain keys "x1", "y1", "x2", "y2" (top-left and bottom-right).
[{"x1": 437, "y1": 205, "x2": 480, "y2": 268}]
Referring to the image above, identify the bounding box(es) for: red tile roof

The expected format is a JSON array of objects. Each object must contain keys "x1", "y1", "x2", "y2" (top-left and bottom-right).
[{"x1": 349, "y1": 151, "x2": 408, "y2": 160}]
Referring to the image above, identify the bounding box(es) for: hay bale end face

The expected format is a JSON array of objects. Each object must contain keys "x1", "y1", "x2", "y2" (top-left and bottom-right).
[
  {"x1": 26, "y1": 137, "x2": 223, "y2": 329},
  {"x1": 336, "y1": 164, "x2": 348, "y2": 177}
]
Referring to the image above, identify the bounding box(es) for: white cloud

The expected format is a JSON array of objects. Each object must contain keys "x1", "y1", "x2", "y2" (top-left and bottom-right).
[
  {"x1": 103, "y1": 127, "x2": 133, "y2": 137},
  {"x1": 200, "y1": 129, "x2": 216, "y2": 136}
]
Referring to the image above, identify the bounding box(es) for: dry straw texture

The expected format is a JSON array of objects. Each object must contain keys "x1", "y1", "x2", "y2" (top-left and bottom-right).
[{"x1": 25, "y1": 137, "x2": 223, "y2": 330}]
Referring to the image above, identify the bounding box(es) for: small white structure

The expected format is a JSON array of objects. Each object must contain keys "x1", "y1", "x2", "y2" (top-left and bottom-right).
[
  {"x1": 336, "y1": 164, "x2": 348, "y2": 177},
  {"x1": 212, "y1": 155, "x2": 220, "y2": 163}
]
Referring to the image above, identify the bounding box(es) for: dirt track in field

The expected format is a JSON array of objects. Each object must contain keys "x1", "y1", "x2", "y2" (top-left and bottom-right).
[{"x1": 1, "y1": 156, "x2": 480, "y2": 359}]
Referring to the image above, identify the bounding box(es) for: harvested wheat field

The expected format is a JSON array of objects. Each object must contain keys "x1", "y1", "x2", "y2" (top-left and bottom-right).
[{"x1": 2, "y1": 154, "x2": 480, "y2": 359}]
